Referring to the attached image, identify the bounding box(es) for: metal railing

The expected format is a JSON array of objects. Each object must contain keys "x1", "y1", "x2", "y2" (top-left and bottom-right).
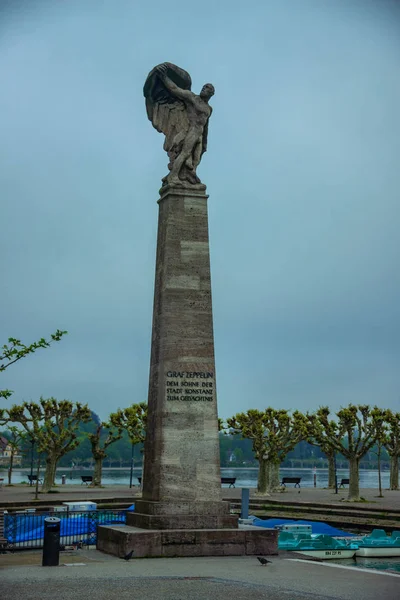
[{"x1": 3, "y1": 509, "x2": 127, "y2": 550}]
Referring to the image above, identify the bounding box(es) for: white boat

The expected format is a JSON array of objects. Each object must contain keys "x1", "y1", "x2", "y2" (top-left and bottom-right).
[
  {"x1": 278, "y1": 532, "x2": 358, "y2": 560},
  {"x1": 291, "y1": 548, "x2": 357, "y2": 560},
  {"x1": 356, "y1": 529, "x2": 400, "y2": 558},
  {"x1": 356, "y1": 546, "x2": 400, "y2": 558}
]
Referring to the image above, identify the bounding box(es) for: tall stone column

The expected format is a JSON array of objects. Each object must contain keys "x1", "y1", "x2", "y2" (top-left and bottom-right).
[{"x1": 128, "y1": 184, "x2": 235, "y2": 529}]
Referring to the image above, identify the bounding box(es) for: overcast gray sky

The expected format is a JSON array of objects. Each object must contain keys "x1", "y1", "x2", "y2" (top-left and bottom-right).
[{"x1": 1, "y1": 0, "x2": 399, "y2": 420}]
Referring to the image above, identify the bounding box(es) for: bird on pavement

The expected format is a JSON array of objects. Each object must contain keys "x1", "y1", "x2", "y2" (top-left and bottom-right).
[
  {"x1": 123, "y1": 550, "x2": 134, "y2": 561},
  {"x1": 257, "y1": 556, "x2": 272, "y2": 566}
]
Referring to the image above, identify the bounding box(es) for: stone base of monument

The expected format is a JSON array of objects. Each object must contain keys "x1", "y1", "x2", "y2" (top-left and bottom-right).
[
  {"x1": 97, "y1": 525, "x2": 278, "y2": 558},
  {"x1": 98, "y1": 500, "x2": 278, "y2": 557},
  {"x1": 125, "y1": 499, "x2": 238, "y2": 529}
]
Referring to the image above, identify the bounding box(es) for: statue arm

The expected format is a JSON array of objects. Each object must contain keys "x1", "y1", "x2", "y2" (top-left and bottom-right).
[{"x1": 157, "y1": 65, "x2": 194, "y2": 103}]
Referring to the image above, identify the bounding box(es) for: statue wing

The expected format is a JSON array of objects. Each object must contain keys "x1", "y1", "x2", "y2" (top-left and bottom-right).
[{"x1": 144, "y1": 63, "x2": 192, "y2": 153}]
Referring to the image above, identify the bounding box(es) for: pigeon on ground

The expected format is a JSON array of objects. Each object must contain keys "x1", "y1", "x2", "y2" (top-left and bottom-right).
[
  {"x1": 257, "y1": 556, "x2": 272, "y2": 566},
  {"x1": 123, "y1": 550, "x2": 134, "y2": 561}
]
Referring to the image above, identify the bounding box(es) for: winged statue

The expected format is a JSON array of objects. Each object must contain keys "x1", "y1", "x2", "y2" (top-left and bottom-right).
[{"x1": 143, "y1": 63, "x2": 215, "y2": 187}]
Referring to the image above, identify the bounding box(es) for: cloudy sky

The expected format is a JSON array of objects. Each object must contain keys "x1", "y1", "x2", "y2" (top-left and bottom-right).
[{"x1": 1, "y1": 0, "x2": 399, "y2": 420}]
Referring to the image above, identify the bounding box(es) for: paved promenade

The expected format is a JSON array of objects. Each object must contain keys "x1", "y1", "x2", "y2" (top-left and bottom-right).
[
  {"x1": 1, "y1": 483, "x2": 400, "y2": 510},
  {"x1": 1, "y1": 549, "x2": 399, "y2": 600},
  {"x1": 1, "y1": 485, "x2": 400, "y2": 599}
]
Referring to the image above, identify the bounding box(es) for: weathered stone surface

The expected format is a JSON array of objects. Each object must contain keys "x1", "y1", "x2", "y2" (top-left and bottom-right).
[
  {"x1": 127, "y1": 511, "x2": 238, "y2": 530},
  {"x1": 127, "y1": 499, "x2": 236, "y2": 529},
  {"x1": 130, "y1": 500, "x2": 231, "y2": 516},
  {"x1": 245, "y1": 530, "x2": 278, "y2": 555},
  {"x1": 97, "y1": 525, "x2": 278, "y2": 558},
  {"x1": 144, "y1": 63, "x2": 214, "y2": 187},
  {"x1": 141, "y1": 186, "x2": 222, "y2": 506}
]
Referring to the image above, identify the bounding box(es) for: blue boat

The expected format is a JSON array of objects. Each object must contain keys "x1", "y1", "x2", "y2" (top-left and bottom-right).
[{"x1": 356, "y1": 529, "x2": 400, "y2": 558}]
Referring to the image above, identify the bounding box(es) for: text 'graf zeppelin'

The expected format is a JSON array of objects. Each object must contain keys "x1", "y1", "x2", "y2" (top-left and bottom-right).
[{"x1": 166, "y1": 371, "x2": 214, "y2": 401}]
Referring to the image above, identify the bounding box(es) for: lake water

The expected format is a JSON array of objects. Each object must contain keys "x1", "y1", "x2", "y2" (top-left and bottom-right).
[
  {"x1": 8, "y1": 467, "x2": 390, "y2": 488},
  {"x1": 330, "y1": 557, "x2": 400, "y2": 574}
]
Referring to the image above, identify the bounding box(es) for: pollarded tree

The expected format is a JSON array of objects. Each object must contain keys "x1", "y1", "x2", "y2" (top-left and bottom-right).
[
  {"x1": 372, "y1": 410, "x2": 388, "y2": 498},
  {"x1": 227, "y1": 409, "x2": 308, "y2": 495},
  {"x1": 307, "y1": 405, "x2": 385, "y2": 501},
  {"x1": 87, "y1": 421, "x2": 123, "y2": 486},
  {"x1": 3, "y1": 397, "x2": 91, "y2": 492},
  {"x1": 227, "y1": 410, "x2": 269, "y2": 494},
  {"x1": 384, "y1": 410, "x2": 400, "y2": 491},
  {"x1": 307, "y1": 413, "x2": 338, "y2": 489},
  {"x1": 5, "y1": 426, "x2": 25, "y2": 485},
  {"x1": 0, "y1": 330, "x2": 66, "y2": 400},
  {"x1": 110, "y1": 403, "x2": 147, "y2": 468}
]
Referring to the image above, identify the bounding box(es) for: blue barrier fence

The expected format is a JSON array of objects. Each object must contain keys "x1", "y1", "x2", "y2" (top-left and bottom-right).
[{"x1": 3, "y1": 509, "x2": 128, "y2": 549}]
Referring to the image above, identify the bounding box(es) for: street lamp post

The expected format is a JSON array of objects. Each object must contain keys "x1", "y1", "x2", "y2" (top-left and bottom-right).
[
  {"x1": 30, "y1": 439, "x2": 35, "y2": 486},
  {"x1": 129, "y1": 443, "x2": 134, "y2": 489},
  {"x1": 334, "y1": 452, "x2": 338, "y2": 494}
]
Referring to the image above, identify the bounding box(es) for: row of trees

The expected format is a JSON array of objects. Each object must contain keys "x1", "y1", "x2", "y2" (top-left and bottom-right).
[
  {"x1": 0, "y1": 399, "x2": 147, "y2": 492},
  {"x1": 1, "y1": 332, "x2": 399, "y2": 502},
  {"x1": 0, "y1": 332, "x2": 141, "y2": 490},
  {"x1": 1, "y1": 399, "x2": 399, "y2": 501},
  {"x1": 224, "y1": 406, "x2": 400, "y2": 501}
]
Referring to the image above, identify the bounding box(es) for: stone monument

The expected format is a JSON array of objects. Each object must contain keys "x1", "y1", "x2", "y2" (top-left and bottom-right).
[{"x1": 97, "y1": 63, "x2": 277, "y2": 557}]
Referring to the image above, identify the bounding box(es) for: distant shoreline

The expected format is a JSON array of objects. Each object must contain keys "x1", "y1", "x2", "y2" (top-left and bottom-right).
[{"x1": 7, "y1": 466, "x2": 386, "y2": 473}]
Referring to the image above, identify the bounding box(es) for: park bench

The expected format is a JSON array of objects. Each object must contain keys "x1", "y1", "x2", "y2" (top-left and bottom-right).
[
  {"x1": 338, "y1": 478, "x2": 350, "y2": 488},
  {"x1": 221, "y1": 477, "x2": 236, "y2": 488},
  {"x1": 28, "y1": 475, "x2": 43, "y2": 485},
  {"x1": 280, "y1": 477, "x2": 301, "y2": 488},
  {"x1": 81, "y1": 475, "x2": 93, "y2": 486}
]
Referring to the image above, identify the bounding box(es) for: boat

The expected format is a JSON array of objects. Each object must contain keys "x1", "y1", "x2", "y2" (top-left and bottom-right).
[
  {"x1": 278, "y1": 531, "x2": 358, "y2": 560},
  {"x1": 251, "y1": 517, "x2": 355, "y2": 538},
  {"x1": 355, "y1": 529, "x2": 400, "y2": 558}
]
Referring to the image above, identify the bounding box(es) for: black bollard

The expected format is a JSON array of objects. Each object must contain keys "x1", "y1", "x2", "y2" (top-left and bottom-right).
[
  {"x1": 42, "y1": 517, "x2": 61, "y2": 566},
  {"x1": 241, "y1": 488, "x2": 250, "y2": 520}
]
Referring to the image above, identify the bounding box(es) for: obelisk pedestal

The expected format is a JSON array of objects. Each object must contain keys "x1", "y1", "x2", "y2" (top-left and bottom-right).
[{"x1": 97, "y1": 185, "x2": 277, "y2": 556}]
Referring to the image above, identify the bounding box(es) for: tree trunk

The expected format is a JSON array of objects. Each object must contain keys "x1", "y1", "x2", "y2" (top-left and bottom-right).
[
  {"x1": 35, "y1": 455, "x2": 41, "y2": 500},
  {"x1": 42, "y1": 455, "x2": 58, "y2": 492},
  {"x1": 8, "y1": 451, "x2": 14, "y2": 485},
  {"x1": 348, "y1": 456, "x2": 360, "y2": 501},
  {"x1": 268, "y1": 460, "x2": 280, "y2": 492},
  {"x1": 327, "y1": 453, "x2": 335, "y2": 489},
  {"x1": 92, "y1": 456, "x2": 103, "y2": 486},
  {"x1": 256, "y1": 457, "x2": 270, "y2": 495},
  {"x1": 390, "y1": 454, "x2": 399, "y2": 490}
]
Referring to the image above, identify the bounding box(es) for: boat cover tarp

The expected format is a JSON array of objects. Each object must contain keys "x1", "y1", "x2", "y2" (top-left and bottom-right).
[
  {"x1": 6, "y1": 512, "x2": 127, "y2": 543},
  {"x1": 251, "y1": 517, "x2": 354, "y2": 537}
]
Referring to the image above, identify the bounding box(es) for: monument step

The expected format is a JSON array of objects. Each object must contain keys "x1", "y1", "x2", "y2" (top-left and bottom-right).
[
  {"x1": 97, "y1": 524, "x2": 278, "y2": 558},
  {"x1": 132, "y1": 499, "x2": 231, "y2": 516},
  {"x1": 127, "y1": 511, "x2": 238, "y2": 530}
]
